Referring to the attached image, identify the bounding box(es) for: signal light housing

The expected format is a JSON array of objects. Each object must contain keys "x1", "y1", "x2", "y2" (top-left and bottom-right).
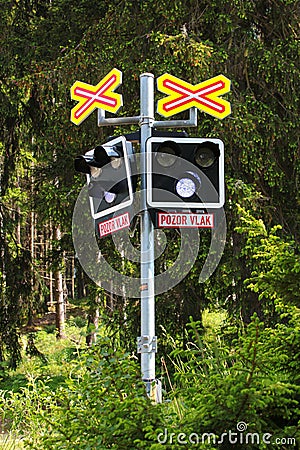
[
  {"x1": 146, "y1": 137, "x2": 224, "y2": 209},
  {"x1": 74, "y1": 136, "x2": 136, "y2": 236}
]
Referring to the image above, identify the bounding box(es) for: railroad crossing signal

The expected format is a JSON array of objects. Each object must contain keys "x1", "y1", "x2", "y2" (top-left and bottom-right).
[
  {"x1": 157, "y1": 73, "x2": 231, "y2": 120},
  {"x1": 70, "y1": 68, "x2": 123, "y2": 125},
  {"x1": 146, "y1": 137, "x2": 225, "y2": 209},
  {"x1": 71, "y1": 70, "x2": 231, "y2": 403},
  {"x1": 74, "y1": 135, "x2": 136, "y2": 237}
]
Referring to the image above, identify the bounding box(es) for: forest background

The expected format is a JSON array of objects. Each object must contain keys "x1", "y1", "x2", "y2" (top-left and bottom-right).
[{"x1": 0, "y1": 0, "x2": 299, "y2": 449}]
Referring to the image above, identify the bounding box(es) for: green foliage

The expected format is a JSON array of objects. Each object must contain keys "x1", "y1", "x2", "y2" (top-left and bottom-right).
[
  {"x1": 1, "y1": 312, "x2": 300, "y2": 449},
  {"x1": 0, "y1": 4, "x2": 299, "y2": 447},
  {"x1": 2, "y1": 336, "x2": 164, "y2": 450},
  {"x1": 0, "y1": 0, "x2": 299, "y2": 359},
  {"x1": 236, "y1": 205, "x2": 300, "y2": 308},
  {"x1": 0, "y1": 433, "x2": 24, "y2": 450},
  {"x1": 166, "y1": 315, "x2": 300, "y2": 449}
]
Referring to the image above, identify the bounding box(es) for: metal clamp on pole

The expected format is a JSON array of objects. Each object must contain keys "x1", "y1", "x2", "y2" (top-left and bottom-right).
[
  {"x1": 137, "y1": 335, "x2": 157, "y2": 353},
  {"x1": 143, "y1": 378, "x2": 162, "y2": 404}
]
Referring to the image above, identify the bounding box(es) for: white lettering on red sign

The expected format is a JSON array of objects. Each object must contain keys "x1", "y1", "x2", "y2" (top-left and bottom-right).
[
  {"x1": 98, "y1": 212, "x2": 130, "y2": 237},
  {"x1": 158, "y1": 213, "x2": 214, "y2": 228}
]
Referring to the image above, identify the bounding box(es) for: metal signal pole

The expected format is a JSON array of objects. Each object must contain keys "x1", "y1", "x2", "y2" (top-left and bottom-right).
[
  {"x1": 93, "y1": 71, "x2": 199, "y2": 403},
  {"x1": 137, "y1": 73, "x2": 159, "y2": 401}
]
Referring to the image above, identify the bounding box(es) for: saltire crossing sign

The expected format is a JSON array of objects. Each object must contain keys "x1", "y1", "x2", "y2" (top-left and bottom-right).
[
  {"x1": 157, "y1": 73, "x2": 231, "y2": 120},
  {"x1": 70, "y1": 68, "x2": 123, "y2": 125}
]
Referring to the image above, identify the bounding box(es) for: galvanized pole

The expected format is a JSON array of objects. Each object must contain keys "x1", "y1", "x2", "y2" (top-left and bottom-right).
[
  {"x1": 96, "y1": 72, "x2": 198, "y2": 402},
  {"x1": 138, "y1": 73, "x2": 159, "y2": 400}
]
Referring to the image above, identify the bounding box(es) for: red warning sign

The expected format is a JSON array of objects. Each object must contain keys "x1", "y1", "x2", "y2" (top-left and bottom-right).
[
  {"x1": 98, "y1": 212, "x2": 130, "y2": 237},
  {"x1": 158, "y1": 213, "x2": 214, "y2": 228},
  {"x1": 157, "y1": 73, "x2": 231, "y2": 119},
  {"x1": 70, "y1": 68, "x2": 123, "y2": 125}
]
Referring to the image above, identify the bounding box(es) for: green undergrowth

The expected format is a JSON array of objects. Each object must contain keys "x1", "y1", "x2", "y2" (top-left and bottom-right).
[
  {"x1": 1, "y1": 308, "x2": 300, "y2": 449},
  {"x1": 0, "y1": 433, "x2": 24, "y2": 450},
  {"x1": 0, "y1": 319, "x2": 87, "y2": 395}
]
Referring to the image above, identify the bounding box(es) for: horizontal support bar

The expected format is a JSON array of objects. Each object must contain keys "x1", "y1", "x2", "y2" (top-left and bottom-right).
[
  {"x1": 98, "y1": 109, "x2": 140, "y2": 126},
  {"x1": 98, "y1": 108, "x2": 198, "y2": 128},
  {"x1": 154, "y1": 107, "x2": 197, "y2": 128}
]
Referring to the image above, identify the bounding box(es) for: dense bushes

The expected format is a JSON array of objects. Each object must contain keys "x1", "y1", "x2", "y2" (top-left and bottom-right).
[
  {"x1": 2, "y1": 337, "x2": 164, "y2": 449},
  {"x1": 169, "y1": 312, "x2": 300, "y2": 449},
  {"x1": 2, "y1": 308, "x2": 299, "y2": 449}
]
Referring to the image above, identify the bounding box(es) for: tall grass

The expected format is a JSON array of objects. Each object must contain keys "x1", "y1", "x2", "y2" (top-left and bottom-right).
[{"x1": 0, "y1": 433, "x2": 24, "y2": 450}]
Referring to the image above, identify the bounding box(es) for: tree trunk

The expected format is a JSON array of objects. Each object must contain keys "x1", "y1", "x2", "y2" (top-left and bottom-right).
[
  {"x1": 86, "y1": 306, "x2": 99, "y2": 346},
  {"x1": 54, "y1": 226, "x2": 66, "y2": 339}
]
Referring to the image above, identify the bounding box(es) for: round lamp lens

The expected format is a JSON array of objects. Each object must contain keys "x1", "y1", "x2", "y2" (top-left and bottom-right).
[
  {"x1": 90, "y1": 166, "x2": 102, "y2": 179},
  {"x1": 195, "y1": 146, "x2": 216, "y2": 168},
  {"x1": 156, "y1": 146, "x2": 177, "y2": 167},
  {"x1": 111, "y1": 157, "x2": 122, "y2": 169},
  {"x1": 176, "y1": 177, "x2": 196, "y2": 198},
  {"x1": 104, "y1": 191, "x2": 116, "y2": 204}
]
